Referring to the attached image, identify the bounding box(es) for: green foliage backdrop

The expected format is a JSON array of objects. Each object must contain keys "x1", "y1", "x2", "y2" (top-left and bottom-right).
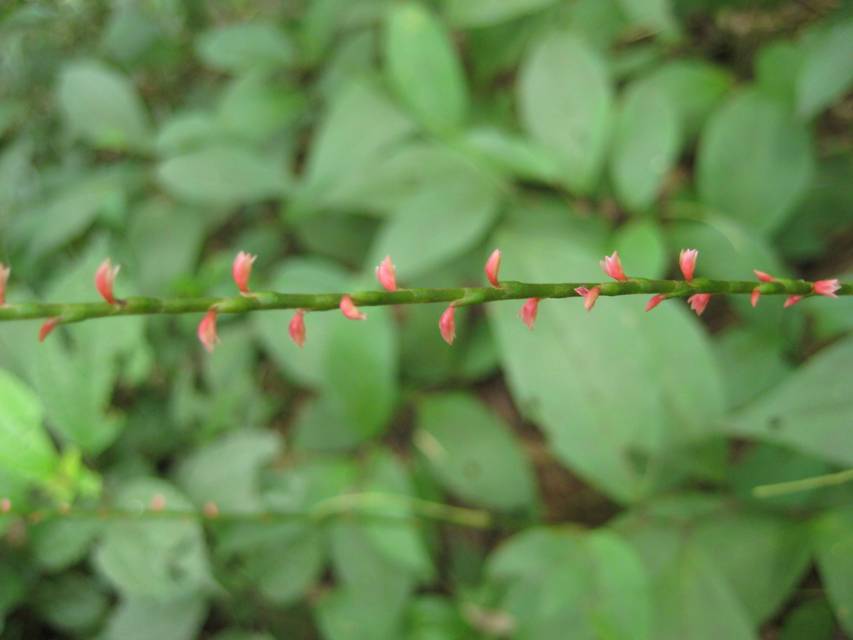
[{"x1": 0, "y1": 0, "x2": 852, "y2": 638}]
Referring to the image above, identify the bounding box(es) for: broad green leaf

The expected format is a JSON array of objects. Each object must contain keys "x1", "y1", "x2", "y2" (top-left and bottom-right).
[
  {"x1": 414, "y1": 393, "x2": 536, "y2": 511},
  {"x1": 155, "y1": 111, "x2": 223, "y2": 155},
  {"x1": 195, "y1": 22, "x2": 294, "y2": 72},
  {"x1": 385, "y1": 3, "x2": 468, "y2": 132},
  {"x1": 30, "y1": 518, "x2": 99, "y2": 572},
  {"x1": 243, "y1": 525, "x2": 326, "y2": 605},
  {"x1": 488, "y1": 528, "x2": 652, "y2": 640},
  {"x1": 796, "y1": 19, "x2": 853, "y2": 119},
  {"x1": 316, "y1": 587, "x2": 404, "y2": 640},
  {"x1": 489, "y1": 216, "x2": 725, "y2": 502},
  {"x1": 727, "y1": 336, "x2": 853, "y2": 466},
  {"x1": 443, "y1": 0, "x2": 556, "y2": 27},
  {"x1": 813, "y1": 506, "x2": 853, "y2": 635},
  {"x1": 779, "y1": 598, "x2": 837, "y2": 640},
  {"x1": 715, "y1": 327, "x2": 792, "y2": 410},
  {"x1": 58, "y1": 60, "x2": 150, "y2": 150},
  {"x1": 697, "y1": 90, "x2": 815, "y2": 234},
  {"x1": 459, "y1": 127, "x2": 564, "y2": 183},
  {"x1": 610, "y1": 82, "x2": 680, "y2": 212},
  {"x1": 405, "y1": 596, "x2": 470, "y2": 639},
  {"x1": 518, "y1": 32, "x2": 613, "y2": 193},
  {"x1": 157, "y1": 144, "x2": 287, "y2": 207},
  {"x1": 102, "y1": 594, "x2": 207, "y2": 640},
  {"x1": 612, "y1": 219, "x2": 667, "y2": 278},
  {"x1": 33, "y1": 574, "x2": 109, "y2": 635},
  {"x1": 0, "y1": 369, "x2": 56, "y2": 484},
  {"x1": 615, "y1": 0, "x2": 679, "y2": 41},
  {"x1": 216, "y1": 73, "x2": 304, "y2": 142},
  {"x1": 756, "y1": 42, "x2": 801, "y2": 106}
]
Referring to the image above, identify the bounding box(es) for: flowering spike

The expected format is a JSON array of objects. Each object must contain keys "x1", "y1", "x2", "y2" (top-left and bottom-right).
[
  {"x1": 485, "y1": 249, "x2": 502, "y2": 288},
  {"x1": 784, "y1": 295, "x2": 802, "y2": 308},
  {"x1": 645, "y1": 294, "x2": 666, "y2": 312},
  {"x1": 600, "y1": 251, "x2": 627, "y2": 281},
  {"x1": 0, "y1": 263, "x2": 10, "y2": 306},
  {"x1": 375, "y1": 256, "x2": 397, "y2": 292},
  {"x1": 439, "y1": 306, "x2": 456, "y2": 345},
  {"x1": 575, "y1": 286, "x2": 600, "y2": 311},
  {"x1": 149, "y1": 494, "x2": 166, "y2": 511},
  {"x1": 39, "y1": 318, "x2": 60, "y2": 342},
  {"x1": 687, "y1": 293, "x2": 711, "y2": 316},
  {"x1": 232, "y1": 251, "x2": 257, "y2": 295},
  {"x1": 679, "y1": 249, "x2": 698, "y2": 282},
  {"x1": 754, "y1": 270, "x2": 776, "y2": 283},
  {"x1": 519, "y1": 298, "x2": 540, "y2": 330},
  {"x1": 750, "y1": 288, "x2": 761, "y2": 308},
  {"x1": 95, "y1": 258, "x2": 120, "y2": 305},
  {"x1": 340, "y1": 295, "x2": 366, "y2": 320},
  {"x1": 813, "y1": 279, "x2": 840, "y2": 298},
  {"x1": 197, "y1": 309, "x2": 219, "y2": 353},
  {"x1": 289, "y1": 309, "x2": 306, "y2": 347}
]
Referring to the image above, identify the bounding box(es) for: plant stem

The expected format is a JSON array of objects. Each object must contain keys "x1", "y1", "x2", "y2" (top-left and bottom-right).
[
  {"x1": 752, "y1": 468, "x2": 853, "y2": 498},
  {"x1": 0, "y1": 278, "x2": 848, "y2": 323}
]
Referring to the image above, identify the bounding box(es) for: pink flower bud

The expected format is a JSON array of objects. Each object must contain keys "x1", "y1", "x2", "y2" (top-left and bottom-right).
[
  {"x1": 754, "y1": 270, "x2": 776, "y2": 283},
  {"x1": 575, "y1": 286, "x2": 601, "y2": 311},
  {"x1": 679, "y1": 249, "x2": 698, "y2": 281},
  {"x1": 149, "y1": 494, "x2": 166, "y2": 511},
  {"x1": 95, "y1": 258, "x2": 120, "y2": 305},
  {"x1": 784, "y1": 295, "x2": 802, "y2": 308},
  {"x1": 600, "y1": 251, "x2": 627, "y2": 281},
  {"x1": 232, "y1": 251, "x2": 257, "y2": 295},
  {"x1": 0, "y1": 263, "x2": 10, "y2": 306},
  {"x1": 203, "y1": 501, "x2": 220, "y2": 518},
  {"x1": 0, "y1": 497, "x2": 10, "y2": 513},
  {"x1": 645, "y1": 294, "x2": 666, "y2": 312},
  {"x1": 687, "y1": 293, "x2": 711, "y2": 316},
  {"x1": 38, "y1": 318, "x2": 60, "y2": 342},
  {"x1": 375, "y1": 255, "x2": 397, "y2": 292},
  {"x1": 519, "y1": 298, "x2": 540, "y2": 330},
  {"x1": 439, "y1": 306, "x2": 456, "y2": 345},
  {"x1": 485, "y1": 249, "x2": 502, "y2": 287},
  {"x1": 750, "y1": 288, "x2": 761, "y2": 308},
  {"x1": 340, "y1": 295, "x2": 366, "y2": 320},
  {"x1": 813, "y1": 279, "x2": 840, "y2": 298},
  {"x1": 289, "y1": 309, "x2": 306, "y2": 347},
  {"x1": 197, "y1": 309, "x2": 219, "y2": 353}
]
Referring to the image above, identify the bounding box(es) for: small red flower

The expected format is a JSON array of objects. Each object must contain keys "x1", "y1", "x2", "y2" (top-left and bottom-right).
[
  {"x1": 750, "y1": 288, "x2": 761, "y2": 308},
  {"x1": 679, "y1": 249, "x2": 698, "y2": 282},
  {"x1": 149, "y1": 494, "x2": 167, "y2": 511},
  {"x1": 645, "y1": 294, "x2": 666, "y2": 312},
  {"x1": 340, "y1": 295, "x2": 366, "y2": 320},
  {"x1": 784, "y1": 295, "x2": 802, "y2": 308},
  {"x1": 197, "y1": 309, "x2": 219, "y2": 353},
  {"x1": 575, "y1": 286, "x2": 601, "y2": 311},
  {"x1": 687, "y1": 293, "x2": 711, "y2": 316},
  {"x1": 289, "y1": 309, "x2": 306, "y2": 347},
  {"x1": 38, "y1": 317, "x2": 60, "y2": 342},
  {"x1": 203, "y1": 501, "x2": 220, "y2": 518},
  {"x1": 232, "y1": 251, "x2": 257, "y2": 295},
  {"x1": 0, "y1": 497, "x2": 10, "y2": 513},
  {"x1": 375, "y1": 256, "x2": 397, "y2": 292},
  {"x1": 485, "y1": 249, "x2": 502, "y2": 288},
  {"x1": 439, "y1": 306, "x2": 456, "y2": 345},
  {"x1": 519, "y1": 298, "x2": 539, "y2": 330},
  {"x1": 600, "y1": 251, "x2": 627, "y2": 281},
  {"x1": 753, "y1": 270, "x2": 776, "y2": 283},
  {"x1": 0, "y1": 263, "x2": 10, "y2": 306},
  {"x1": 95, "y1": 258, "x2": 120, "y2": 305},
  {"x1": 813, "y1": 279, "x2": 840, "y2": 298}
]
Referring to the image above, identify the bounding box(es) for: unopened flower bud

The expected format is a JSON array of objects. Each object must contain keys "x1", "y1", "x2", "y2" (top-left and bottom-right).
[
  {"x1": 600, "y1": 252, "x2": 627, "y2": 281},
  {"x1": 679, "y1": 249, "x2": 698, "y2": 282},
  {"x1": 575, "y1": 286, "x2": 600, "y2": 311},
  {"x1": 784, "y1": 295, "x2": 802, "y2": 308},
  {"x1": 39, "y1": 318, "x2": 60, "y2": 342},
  {"x1": 203, "y1": 501, "x2": 219, "y2": 518},
  {"x1": 750, "y1": 288, "x2": 761, "y2": 308},
  {"x1": 439, "y1": 306, "x2": 456, "y2": 345},
  {"x1": 232, "y1": 251, "x2": 257, "y2": 295},
  {"x1": 375, "y1": 256, "x2": 397, "y2": 292},
  {"x1": 753, "y1": 270, "x2": 776, "y2": 283},
  {"x1": 485, "y1": 249, "x2": 502, "y2": 288},
  {"x1": 289, "y1": 309, "x2": 306, "y2": 347},
  {"x1": 813, "y1": 279, "x2": 840, "y2": 298},
  {"x1": 645, "y1": 294, "x2": 666, "y2": 312},
  {"x1": 519, "y1": 298, "x2": 539, "y2": 330},
  {"x1": 687, "y1": 293, "x2": 711, "y2": 316},
  {"x1": 0, "y1": 264, "x2": 10, "y2": 306},
  {"x1": 95, "y1": 258, "x2": 120, "y2": 305},
  {"x1": 197, "y1": 309, "x2": 219, "y2": 353},
  {"x1": 340, "y1": 295, "x2": 366, "y2": 320}
]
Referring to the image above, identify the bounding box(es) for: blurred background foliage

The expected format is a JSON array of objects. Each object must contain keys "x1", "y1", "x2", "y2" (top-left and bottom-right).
[{"x1": 0, "y1": 0, "x2": 852, "y2": 638}]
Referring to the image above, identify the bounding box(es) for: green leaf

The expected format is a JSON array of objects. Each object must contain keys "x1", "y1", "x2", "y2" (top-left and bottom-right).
[
  {"x1": 157, "y1": 144, "x2": 287, "y2": 207},
  {"x1": 216, "y1": 73, "x2": 304, "y2": 143},
  {"x1": 518, "y1": 32, "x2": 613, "y2": 193},
  {"x1": 195, "y1": 22, "x2": 294, "y2": 72},
  {"x1": 316, "y1": 587, "x2": 404, "y2": 640},
  {"x1": 615, "y1": 0, "x2": 679, "y2": 41},
  {"x1": 715, "y1": 327, "x2": 792, "y2": 410},
  {"x1": 102, "y1": 594, "x2": 207, "y2": 640},
  {"x1": 30, "y1": 518, "x2": 99, "y2": 572},
  {"x1": 697, "y1": 90, "x2": 815, "y2": 234},
  {"x1": 414, "y1": 393, "x2": 536, "y2": 511},
  {"x1": 0, "y1": 369, "x2": 57, "y2": 485},
  {"x1": 813, "y1": 506, "x2": 853, "y2": 635},
  {"x1": 612, "y1": 219, "x2": 667, "y2": 278},
  {"x1": 33, "y1": 574, "x2": 109, "y2": 635},
  {"x1": 404, "y1": 596, "x2": 470, "y2": 640},
  {"x1": 459, "y1": 127, "x2": 565, "y2": 183},
  {"x1": 609, "y1": 82, "x2": 680, "y2": 212},
  {"x1": 727, "y1": 336, "x2": 853, "y2": 466},
  {"x1": 443, "y1": 0, "x2": 556, "y2": 27},
  {"x1": 796, "y1": 19, "x2": 853, "y2": 119},
  {"x1": 58, "y1": 60, "x2": 150, "y2": 151},
  {"x1": 488, "y1": 528, "x2": 653, "y2": 640},
  {"x1": 489, "y1": 216, "x2": 725, "y2": 502},
  {"x1": 385, "y1": 3, "x2": 468, "y2": 132},
  {"x1": 779, "y1": 597, "x2": 837, "y2": 640}
]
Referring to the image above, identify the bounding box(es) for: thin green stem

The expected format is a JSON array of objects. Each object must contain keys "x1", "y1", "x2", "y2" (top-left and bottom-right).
[
  {"x1": 752, "y1": 468, "x2": 853, "y2": 498},
  {"x1": 0, "y1": 278, "x2": 849, "y2": 323}
]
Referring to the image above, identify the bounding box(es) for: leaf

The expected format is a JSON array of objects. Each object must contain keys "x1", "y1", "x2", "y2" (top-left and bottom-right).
[
  {"x1": 489, "y1": 216, "x2": 725, "y2": 502},
  {"x1": 796, "y1": 19, "x2": 853, "y2": 119},
  {"x1": 609, "y1": 82, "x2": 680, "y2": 212},
  {"x1": 727, "y1": 336, "x2": 853, "y2": 466},
  {"x1": 216, "y1": 73, "x2": 304, "y2": 142},
  {"x1": 0, "y1": 369, "x2": 57, "y2": 485},
  {"x1": 405, "y1": 596, "x2": 470, "y2": 639},
  {"x1": 443, "y1": 0, "x2": 557, "y2": 27},
  {"x1": 779, "y1": 597, "x2": 837, "y2": 640},
  {"x1": 813, "y1": 506, "x2": 853, "y2": 635},
  {"x1": 102, "y1": 594, "x2": 207, "y2": 640},
  {"x1": 518, "y1": 31, "x2": 613, "y2": 193},
  {"x1": 385, "y1": 3, "x2": 468, "y2": 132},
  {"x1": 58, "y1": 60, "x2": 150, "y2": 150},
  {"x1": 612, "y1": 219, "x2": 667, "y2": 278},
  {"x1": 157, "y1": 144, "x2": 287, "y2": 207},
  {"x1": 414, "y1": 393, "x2": 536, "y2": 511},
  {"x1": 697, "y1": 90, "x2": 815, "y2": 234},
  {"x1": 459, "y1": 127, "x2": 565, "y2": 183},
  {"x1": 615, "y1": 0, "x2": 679, "y2": 41},
  {"x1": 195, "y1": 22, "x2": 294, "y2": 72},
  {"x1": 33, "y1": 574, "x2": 109, "y2": 635},
  {"x1": 715, "y1": 327, "x2": 792, "y2": 410},
  {"x1": 316, "y1": 587, "x2": 404, "y2": 640}
]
